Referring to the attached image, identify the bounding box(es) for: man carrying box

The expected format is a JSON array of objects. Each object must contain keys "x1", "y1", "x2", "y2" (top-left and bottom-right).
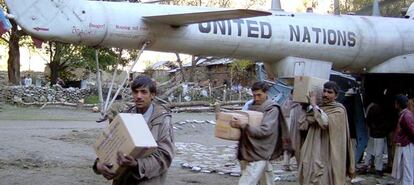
[
  {"x1": 93, "y1": 75, "x2": 175, "y2": 185},
  {"x1": 298, "y1": 81, "x2": 355, "y2": 185},
  {"x1": 230, "y1": 81, "x2": 291, "y2": 185}
]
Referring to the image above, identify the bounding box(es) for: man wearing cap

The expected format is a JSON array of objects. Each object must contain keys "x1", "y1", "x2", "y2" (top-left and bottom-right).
[{"x1": 231, "y1": 81, "x2": 291, "y2": 185}]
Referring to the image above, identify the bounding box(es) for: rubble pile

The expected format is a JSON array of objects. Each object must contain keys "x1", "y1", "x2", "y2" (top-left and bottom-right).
[
  {"x1": 0, "y1": 72, "x2": 7, "y2": 86},
  {"x1": 3, "y1": 85, "x2": 91, "y2": 104},
  {"x1": 176, "y1": 142, "x2": 239, "y2": 174},
  {"x1": 173, "y1": 120, "x2": 298, "y2": 182},
  {"x1": 173, "y1": 119, "x2": 216, "y2": 128},
  {"x1": 0, "y1": 85, "x2": 4, "y2": 107},
  {"x1": 175, "y1": 142, "x2": 298, "y2": 181},
  {"x1": 168, "y1": 86, "x2": 251, "y2": 103}
]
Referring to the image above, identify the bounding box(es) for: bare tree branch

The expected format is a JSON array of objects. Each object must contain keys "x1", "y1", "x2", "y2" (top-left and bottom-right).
[{"x1": 0, "y1": 36, "x2": 9, "y2": 44}]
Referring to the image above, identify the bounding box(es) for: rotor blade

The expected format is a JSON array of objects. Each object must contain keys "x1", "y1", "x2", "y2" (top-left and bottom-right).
[{"x1": 144, "y1": 9, "x2": 271, "y2": 26}]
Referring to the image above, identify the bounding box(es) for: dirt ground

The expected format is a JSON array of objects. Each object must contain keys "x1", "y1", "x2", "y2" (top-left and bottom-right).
[
  {"x1": 0, "y1": 105, "x2": 394, "y2": 185},
  {"x1": 0, "y1": 105, "x2": 241, "y2": 185}
]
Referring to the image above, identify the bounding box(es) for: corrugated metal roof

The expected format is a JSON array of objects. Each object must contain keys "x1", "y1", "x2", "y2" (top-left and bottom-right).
[
  {"x1": 167, "y1": 58, "x2": 235, "y2": 73},
  {"x1": 197, "y1": 58, "x2": 233, "y2": 66},
  {"x1": 151, "y1": 61, "x2": 169, "y2": 69}
]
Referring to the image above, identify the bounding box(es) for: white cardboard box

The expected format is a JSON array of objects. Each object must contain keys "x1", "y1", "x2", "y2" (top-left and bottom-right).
[
  {"x1": 215, "y1": 111, "x2": 263, "y2": 140},
  {"x1": 293, "y1": 76, "x2": 328, "y2": 103},
  {"x1": 93, "y1": 113, "x2": 158, "y2": 174}
]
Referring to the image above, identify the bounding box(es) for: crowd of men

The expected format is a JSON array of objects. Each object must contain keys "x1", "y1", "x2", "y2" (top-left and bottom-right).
[{"x1": 94, "y1": 75, "x2": 414, "y2": 185}]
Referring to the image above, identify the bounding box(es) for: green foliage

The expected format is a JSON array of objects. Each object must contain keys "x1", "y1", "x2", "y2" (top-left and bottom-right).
[
  {"x1": 76, "y1": 47, "x2": 125, "y2": 72},
  {"x1": 44, "y1": 42, "x2": 126, "y2": 83},
  {"x1": 339, "y1": 0, "x2": 372, "y2": 13},
  {"x1": 303, "y1": 0, "x2": 319, "y2": 8},
  {"x1": 338, "y1": 0, "x2": 414, "y2": 16},
  {"x1": 229, "y1": 59, "x2": 254, "y2": 85},
  {"x1": 84, "y1": 95, "x2": 100, "y2": 104},
  {"x1": 143, "y1": 66, "x2": 155, "y2": 77},
  {"x1": 229, "y1": 59, "x2": 254, "y2": 72}
]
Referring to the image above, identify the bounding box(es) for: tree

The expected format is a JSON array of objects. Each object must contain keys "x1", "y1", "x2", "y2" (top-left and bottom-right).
[
  {"x1": 77, "y1": 47, "x2": 127, "y2": 73},
  {"x1": 228, "y1": 59, "x2": 254, "y2": 86},
  {"x1": 5, "y1": 20, "x2": 22, "y2": 85},
  {"x1": 241, "y1": 0, "x2": 266, "y2": 9},
  {"x1": 189, "y1": 55, "x2": 198, "y2": 82},
  {"x1": 338, "y1": 0, "x2": 372, "y2": 14},
  {"x1": 354, "y1": 0, "x2": 414, "y2": 17},
  {"x1": 175, "y1": 53, "x2": 187, "y2": 82},
  {"x1": 303, "y1": 0, "x2": 319, "y2": 9},
  {"x1": 335, "y1": 0, "x2": 413, "y2": 16},
  {"x1": 0, "y1": 1, "x2": 29, "y2": 85},
  {"x1": 45, "y1": 42, "x2": 123, "y2": 85},
  {"x1": 45, "y1": 42, "x2": 83, "y2": 84}
]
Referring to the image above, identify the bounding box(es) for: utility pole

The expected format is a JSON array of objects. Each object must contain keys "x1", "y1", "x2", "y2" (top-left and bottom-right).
[
  {"x1": 372, "y1": 0, "x2": 381, "y2": 16},
  {"x1": 334, "y1": 0, "x2": 340, "y2": 15}
]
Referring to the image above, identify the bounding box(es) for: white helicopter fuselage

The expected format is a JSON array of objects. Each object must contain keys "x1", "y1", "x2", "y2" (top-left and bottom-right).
[{"x1": 5, "y1": 0, "x2": 414, "y2": 73}]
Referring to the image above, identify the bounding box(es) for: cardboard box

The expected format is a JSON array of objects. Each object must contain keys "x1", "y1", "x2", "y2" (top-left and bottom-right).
[
  {"x1": 293, "y1": 76, "x2": 328, "y2": 103},
  {"x1": 93, "y1": 113, "x2": 158, "y2": 174},
  {"x1": 215, "y1": 111, "x2": 263, "y2": 140}
]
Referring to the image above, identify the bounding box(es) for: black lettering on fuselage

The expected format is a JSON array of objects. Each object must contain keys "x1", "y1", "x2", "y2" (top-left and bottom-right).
[
  {"x1": 246, "y1": 20, "x2": 259, "y2": 38},
  {"x1": 199, "y1": 22, "x2": 211, "y2": 33},
  {"x1": 348, "y1": 32, "x2": 356, "y2": 47},
  {"x1": 327, "y1": 29, "x2": 336, "y2": 45},
  {"x1": 337, "y1": 30, "x2": 346, "y2": 46},
  {"x1": 197, "y1": 19, "x2": 272, "y2": 39},
  {"x1": 312, "y1": 27, "x2": 321, "y2": 43},
  {"x1": 289, "y1": 25, "x2": 357, "y2": 47},
  {"x1": 226, "y1": 20, "x2": 232, "y2": 36},
  {"x1": 260, "y1": 22, "x2": 272, "y2": 39},
  {"x1": 302, "y1": 27, "x2": 311, "y2": 43},
  {"x1": 214, "y1": 21, "x2": 226, "y2": 34},
  {"x1": 290, "y1": 25, "x2": 300, "y2": 42},
  {"x1": 232, "y1": 19, "x2": 244, "y2": 36}
]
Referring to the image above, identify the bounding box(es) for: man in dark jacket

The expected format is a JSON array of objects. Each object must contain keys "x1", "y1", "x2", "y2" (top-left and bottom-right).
[
  {"x1": 231, "y1": 81, "x2": 290, "y2": 185},
  {"x1": 361, "y1": 101, "x2": 388, "y2": 175},
  {"x1": 93, "y1": 75, "x2": 175, "y2": 185}
]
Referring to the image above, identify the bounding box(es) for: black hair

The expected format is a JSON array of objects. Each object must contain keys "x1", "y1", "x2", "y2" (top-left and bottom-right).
[
  {"x1": 251, "y1": 81, "x2": 269, "y2": 92},
  {"x1": 130, "y1": 75, "x2": 156, "y2": 94},
  {"x1": 115, "y1": 94, "x2": 123, "y2": 100},
  {"x1": 395, "y1": 94, "x2": 408, "y2": 109},
  {"x1": 323, "y1": 81, "x2": 340, "y2": 94}
]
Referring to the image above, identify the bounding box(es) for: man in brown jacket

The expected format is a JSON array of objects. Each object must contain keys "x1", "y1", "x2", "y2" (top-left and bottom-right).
[
  {"x1": 299, "y1": 81, "x2": 355, "y2": 185},
  {"x1": 93, "y1": 75, "x2": 175, "y2": 185},
  {"x1": 231, "y1": 81, "x2": 290, "y2": 185}
]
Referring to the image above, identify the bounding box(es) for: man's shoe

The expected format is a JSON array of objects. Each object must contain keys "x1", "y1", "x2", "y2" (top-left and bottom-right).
[
  {"x1": 357, "y1": 165, "x2": 368, "y2": 174},
  {"x1": 96, "y1": 116, "x2": 108, "y2": 123},
  {"x1": 375, "y1": 170, "x2": 384, "y2": 177},
  {"x1": 383, "y1": 166, "x2": 392, "y2": 173}
]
